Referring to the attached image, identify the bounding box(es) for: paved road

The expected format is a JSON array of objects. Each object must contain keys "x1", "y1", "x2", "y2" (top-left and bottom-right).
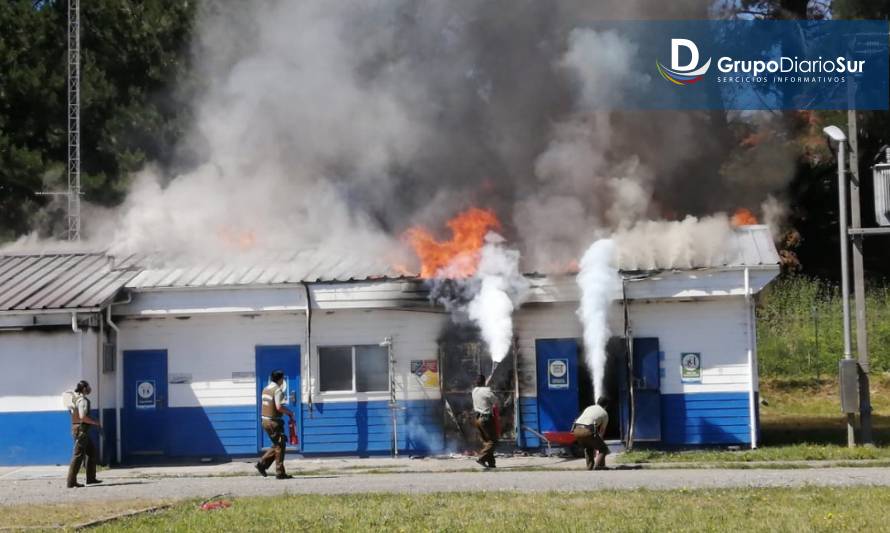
[{"x1": 2, "y1": 467, "x2": 890, "y2": 506}]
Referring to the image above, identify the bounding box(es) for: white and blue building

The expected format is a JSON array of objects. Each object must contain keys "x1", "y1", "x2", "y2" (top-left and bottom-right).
[{"x1": 0, "y1": 226, "x2": 779, "y2": 465}]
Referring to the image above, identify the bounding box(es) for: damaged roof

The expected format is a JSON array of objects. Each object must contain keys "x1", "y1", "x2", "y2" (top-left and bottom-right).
[
  {"x1": 725, "y1": 225, "x2": 780, "y2": 268},
  {"x1": 0, "y1": 253, "x2": 141, "y2": 313},
  {"x1": 124, "y1": 249, "x2": 413, "y2": 290},
  {"x1": 0, "y1": 226, "x2": 779, "y2": 298},
  {"x1": 126, "y1": 225, "x2": 779, "y2": 290}
]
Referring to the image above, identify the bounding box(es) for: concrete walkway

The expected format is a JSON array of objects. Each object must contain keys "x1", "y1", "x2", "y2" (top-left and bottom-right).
[
  {"x1": 0, "y1": 455, "x2": 586, "y2": 481},
  {"x1": 1, "y1": 456, "x2": 890, "y2": 506}
]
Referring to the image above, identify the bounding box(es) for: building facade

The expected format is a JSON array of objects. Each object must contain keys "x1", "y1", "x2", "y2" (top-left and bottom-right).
[{"x1": 0, "y1": 227, "x2": 779, "y2": 465}]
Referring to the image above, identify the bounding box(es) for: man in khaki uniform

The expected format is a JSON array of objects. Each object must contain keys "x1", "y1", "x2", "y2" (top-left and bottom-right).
[
  {"x1": 472, "y1": 374, "x2": 499, "y2": 468},
  {"x1": 256, "y1": 370, "x2": 295, "y2": 479},
  {"x1": 572, "y1": 397, "x2": 610, "y2": 470},
  {"x1": 67, "y1": 380, "x2": 102, "y2": 488}
]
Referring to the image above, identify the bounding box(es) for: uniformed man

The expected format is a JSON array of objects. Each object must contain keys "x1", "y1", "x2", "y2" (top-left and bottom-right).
[
  {"x1": 471, "y1": 374, "x2": 498, "y2": 468},
  {"x1": 572, "y1": 397, "x2": 610, "y2": 470},
  {"x1": 256, "y1": 370, "x2": 295, "y2": 479},
  {"x1": 67, "y1": 380, "x2": 102, "y2": 488}
]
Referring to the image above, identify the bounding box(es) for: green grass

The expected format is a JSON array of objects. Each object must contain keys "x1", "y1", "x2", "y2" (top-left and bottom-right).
[
  {"x1": 618, "y1": 443, "x2": 890, "y2": 464},
  {"x1": 80, "y1": 489, "x2": 890, "y2": 532},
  {"x1": 0, "y1": 499, "x2": 166, "y2": 530},
  {"x1": 757, "y1": 275, "x2": 890, "y2": 376}
]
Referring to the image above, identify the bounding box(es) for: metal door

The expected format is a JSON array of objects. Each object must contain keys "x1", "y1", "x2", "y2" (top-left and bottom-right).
[
  {"x1": 123, "y1": 350, "x2": 168, "y2": 459},
  {"x1": 630, "y1": 337, "x2": 662, "y2": 441},
  {"x1": 535, "y1": 339, "x2": 579, "y2": 441},
  {"x1": 255, "y1": 345, "x2": 301, "y2": 452}
]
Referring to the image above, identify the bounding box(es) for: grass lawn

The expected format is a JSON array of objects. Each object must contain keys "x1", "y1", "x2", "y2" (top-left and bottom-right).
[
  {"x1": 22, "y1": 488, "x2": 880, "y2": 532},
  {"x1": 0, "y1": 499, "x2": 166, "y2": 530},
  {"x1": 618, "y1": 375, "x2": 890, "y2": 464}
]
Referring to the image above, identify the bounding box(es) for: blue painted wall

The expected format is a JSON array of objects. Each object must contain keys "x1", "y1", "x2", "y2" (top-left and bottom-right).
[
  {"x1": 661, "y1": 392, "x2": 753, "y2": 445},
  {"x1": 301, "y1": 400, "x2": 443, "y2": 455},
  {"x1": 0, "y1": 410, "x2": 102, "y2": 466},
  {"x1": 165, "y1": 405, "x2": 257, "y2": 457},
  {"x1": 518, "y1": 397, "x2": 540, "y2": 448},
  {"x1": 121, "y1": 404, "x2": 257, "y2": 462}
]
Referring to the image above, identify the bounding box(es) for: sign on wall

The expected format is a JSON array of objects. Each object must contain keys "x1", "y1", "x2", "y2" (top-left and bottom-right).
[
  {"x1": 411, "y1": 360, "x2": 439, "y2": 389},
  {"x1": 135, "y1": 380, "x2": 156, "y2": 409},
  {"x1": 680, "y1": 352, "x2": 702, "y2": 383},
  {"x1": 547, "y1": 358, "x2": 569, "y2": 389}
]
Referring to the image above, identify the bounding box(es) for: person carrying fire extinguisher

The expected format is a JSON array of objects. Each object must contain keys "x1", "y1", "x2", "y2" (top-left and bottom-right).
[
  {"x1": 256, "y1": 370, "x2": 295, "y2": 479},
  {"x1": 472, "y1": 374, "x2": 499, "y2": 468},
  {"x1": 572, "y1": 397, "x2": 610, "y2": 471}
]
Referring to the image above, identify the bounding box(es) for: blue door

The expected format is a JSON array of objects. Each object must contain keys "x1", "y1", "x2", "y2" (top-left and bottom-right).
[
  {"x1": 627, "y1": 338, "x2": 662, "y2": 441},
  {"x1": 535, "y1": 339, "x2": 579, "y2": 440},
  {"x1": 123, "y1": 350, "x2": 168, "y2": 460},
  {"x1": 255, "y1": 345, "x2": 301, "y2": 452}
]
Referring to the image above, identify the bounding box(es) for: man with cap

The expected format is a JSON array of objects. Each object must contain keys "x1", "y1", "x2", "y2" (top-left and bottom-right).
[
  {"x1": 471, "y1": 374, "x2": 499, "y2": 468},
  {"x1": 67, "y1": 380, "x2": 102, "y2": 488},
  {"x1": 256, "y1": 370, "x2": 295, "y2": 479},
  {"x1": 572, "y1": 397, "x2": 610, "y2": 470}
]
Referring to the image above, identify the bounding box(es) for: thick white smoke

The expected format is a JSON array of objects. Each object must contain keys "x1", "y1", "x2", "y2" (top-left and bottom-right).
[
  {"x1": 577, "y1": 239, "x2": 619, "y2": 402},
  {"x1": 467, "y1": 233, "x2": 529, "y2": 363},
  {"x1": 5, "y1": 1, "x2": 791, "y2": 277}
]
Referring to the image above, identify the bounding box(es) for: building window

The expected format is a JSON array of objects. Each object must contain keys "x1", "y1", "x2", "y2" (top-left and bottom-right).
[{"x1": 318, "y1": 345, "x2": 390, "y2": 393}]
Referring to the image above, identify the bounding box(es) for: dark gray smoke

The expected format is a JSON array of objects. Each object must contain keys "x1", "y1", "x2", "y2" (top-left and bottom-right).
[{"x1": 7, "y1": 0, "x2": 793, "y2": 271}]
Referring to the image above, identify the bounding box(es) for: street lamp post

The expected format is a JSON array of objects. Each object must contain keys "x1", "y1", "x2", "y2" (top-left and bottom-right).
[{"x1": 823, "y1": 125, "x2": 856, "y2": 448}]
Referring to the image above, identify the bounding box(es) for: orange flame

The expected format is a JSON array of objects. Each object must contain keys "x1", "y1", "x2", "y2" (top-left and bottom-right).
[
  {"x1": 403, "y1": 207, "x2": 501, "y2": 278},
  {"x1": 731, "y1": 208, "x2": 758, "y2": 227},
  {"x1": 217, "y1": 226, "x2": 257, "y2": 250}
]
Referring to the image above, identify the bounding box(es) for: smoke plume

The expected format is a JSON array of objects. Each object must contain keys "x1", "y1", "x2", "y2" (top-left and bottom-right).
[
  {"x1": 467, "y1": 234, "x2": 529, "y2": 363},
  {"x1": 577, "y1": 239, "x2": 619, "y2": 402},
  {"x1": 7, "y1": 1, "x2": 792, "y2": 275}
]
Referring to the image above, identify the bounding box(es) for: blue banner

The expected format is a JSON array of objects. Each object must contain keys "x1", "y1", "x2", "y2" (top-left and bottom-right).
[{"x1": 578, "y1": 20, "x2": 888, "y2": 110}]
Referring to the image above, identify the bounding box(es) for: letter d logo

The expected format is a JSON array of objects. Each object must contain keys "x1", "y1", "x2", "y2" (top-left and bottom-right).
[{"x1": 657, "y1": 37, "x2": 711, "y2": 85}]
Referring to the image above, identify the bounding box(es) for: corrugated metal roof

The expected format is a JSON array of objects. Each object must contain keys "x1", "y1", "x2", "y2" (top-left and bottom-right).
[
  {"x1": 0, "y1": 253, "x2": 141, "y2": 313},
  {"x1": 126, "y1": 226, "x2": 778, "y2": 290},
  {"x1": 125, "y1": 249, "x2": 413, "y2": 290},
  {"x1": 725, "y1": 225, "x2": 780, "y2": 267}
]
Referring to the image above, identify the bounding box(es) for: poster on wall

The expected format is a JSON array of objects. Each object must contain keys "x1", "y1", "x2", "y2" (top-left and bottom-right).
[
  {"x1": 135, "y1": 380, "x2": 156, "y2": 409},
  {"x1": 547, "y1": 358, "x2": 569, "y2": 389},
  {"x1": 411, "y1": 360, "x2": 439, "y2": 389},
  {"x1": 680, "y1": 352, "x2": 702, "y2": 383}
]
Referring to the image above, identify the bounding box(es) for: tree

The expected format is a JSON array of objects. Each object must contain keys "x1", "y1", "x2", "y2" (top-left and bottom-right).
[{"x1": 0, "y1": 0, "x2": 198, "y2": 241}]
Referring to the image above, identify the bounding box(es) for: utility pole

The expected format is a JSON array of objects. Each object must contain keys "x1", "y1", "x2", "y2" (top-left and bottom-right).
[
  {"x1": 847, "y1": 108, "x2": 874, "y2": 445},
  {"x1": 67, "y1": 0, "x2": 82, "y2": 241}
]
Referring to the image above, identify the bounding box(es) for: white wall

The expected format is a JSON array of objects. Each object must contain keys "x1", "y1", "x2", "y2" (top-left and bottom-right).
[
  {"x1": 514, "y1": 297, "x2": 755, "y2": 397},
  {"x1": 116, "y1": 308, "x2": 450, "y2": 409},
  {"x1": 308, "y1": 309, "x2": 448, "y2": 403},
  {"x1": 119, "y1": 313, "x2": 304, "y2": 408},
  {"x1": 0, "y1": 328, "x2": 100, "y2": 412},
  {"x1": 631, "y1": 298, "x2": 754, "y2": 395}
]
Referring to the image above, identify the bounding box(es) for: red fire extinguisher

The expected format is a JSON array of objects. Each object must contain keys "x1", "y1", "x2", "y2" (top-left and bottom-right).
[
  {"x1": 288, "y1": 416, "x2": 299, "y2": 445},
  {"x1": 492, "y1": 404, "x2": 501, "y2": 437}
]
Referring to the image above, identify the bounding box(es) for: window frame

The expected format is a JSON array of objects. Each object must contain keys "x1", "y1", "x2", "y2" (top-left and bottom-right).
[{"x1": 317, "y1": 344, "x2": 391, "y2": 394}]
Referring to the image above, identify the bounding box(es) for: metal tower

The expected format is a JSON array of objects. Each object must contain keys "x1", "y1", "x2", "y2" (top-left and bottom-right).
[{"x1": 66, "y1": 0, "x2": 81, "y2": 240}]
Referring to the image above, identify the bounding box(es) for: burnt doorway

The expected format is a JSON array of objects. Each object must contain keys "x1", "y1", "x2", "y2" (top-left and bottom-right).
[
  {"x1": 578, "y1": 337, "x2": 627, "y2": 440},
  {"x1": 439, "y1": 325, "x2": 516, "y2": 452}
]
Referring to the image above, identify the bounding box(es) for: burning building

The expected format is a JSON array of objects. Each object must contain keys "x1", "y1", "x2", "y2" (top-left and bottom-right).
[{"x1": 0, "y1": 221, "x2": 778, "y2": 465}]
